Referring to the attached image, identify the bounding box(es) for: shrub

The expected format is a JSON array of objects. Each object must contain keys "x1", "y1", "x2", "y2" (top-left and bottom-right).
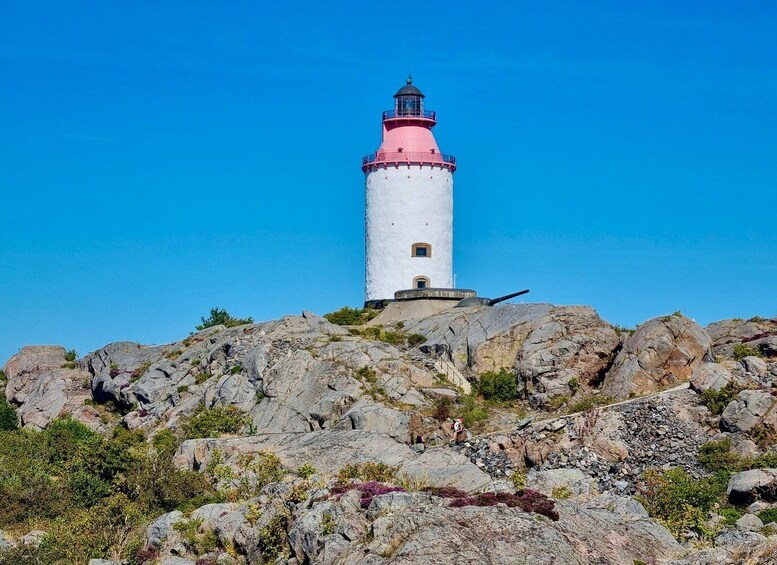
[
  {"x1": 719, "y1": 506, "x2": 744, "y2": 525},
  {"x1": 636, "y1": 468, "x2": 728, "y2": 539},
  {"x1": 407, "y1": 333, "x2": 427, "y2": 347},
  {"x1": 256, "y1": 510, "x2": 290, "y2": 562},
  {"x1": 323, "y1": 306, "x2": 378, "y2": 326},
  {"x1": 733, "y1": 343, "x2": 761, "y2": 360},
  {"x1": 229, "y1": 452, "x2": 284, "y2": 500},
  {"x1": 758, "y1": 508, "x2": 777, "y2": 525},
  {"x1": 510, "y1": 472, "x2": 527, "y2": 490},
  {"x1": 196, "y1": 307, "x2": 254, "y2": 330},
  {"x1": 700, "y1": 382, "x2": 744, "y2": 415},
  {"x1": 432, "y1": 397, "x2": 451, "y2": 421},
  {"x1": 65, "y1": 349, "x2": 78, "y2": 362},
  {"x1": 461, "y1": 396, "x2": 489, "y2": 429},
  {"x1": 336, "y1": 461, "x2": 398, "y2": 485},
  {"x1": 698, "y1": 438, "x2": 743, "y2": 472},
  {"x1": 320, "y1": 513, "x2": 336, "y2": 535},
  {"x1": 551, "y1": 486, "x2": 573, "y2": 500},
  {"x1": 356, "y1": 366, "x2": 377, "y2": 383},
  {"x1": 379, "y1": 331, "x2": 405, "y2": 346},
  {"x1": 330, "y1": 481, "x2": 406, "y2": 508},
  {"x1": 567, "y1": 377, "x2": 580, "y2": 395},
  {"x1": 751, "y1": 423, "x2": 777, "y2": 450},
  {"x1": 0, "y1": 396, "x2": 18, "y2": 431},
  {"x1": 568, "y1": 395, "x2": 615, "y2": 414},
  {"x1": 477, "y1": 368, "x2": 517, "y2": 401},
  {"x1": 447, "y1": 490, "x2": 559, "y2": 521},
  {"x1": 297, "y1": 463, "x2": 317, "y2": 479},
  {"x1": 181, "y1": 405, "x2": 251, "y2": 439}
]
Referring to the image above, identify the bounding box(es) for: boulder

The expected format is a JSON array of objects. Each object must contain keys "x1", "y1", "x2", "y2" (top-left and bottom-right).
[
  {"x1": 602, "y1": 314, "x2": 713, "y2": 399},
  {"x1": 727, "y1": 469, "x2": 777, "y2": 505},
  {"x1": 743, "y1": 356, "x2": 769, "y2": 378},
  {"x1": 720, "y1": 390, "x2": 776, "y2": 433},
  {"x1": 3, "y1": 346, "x2": 92, "y2": 429},
  {"x1": 690, "y1": 362, "x2": 737, "y2": 393},
  {"x1": 736, "y1": 513, "x2": 764, "y2": 531},
  {"x1": 146, "y1": 510, "x2": 183, "y2": 548},
  {"x1": 336, "y1": 398, "x2": 410, "y2": 441},
  {"x1": 526, "y1": 468, "x2": 599, "y2": 499}
]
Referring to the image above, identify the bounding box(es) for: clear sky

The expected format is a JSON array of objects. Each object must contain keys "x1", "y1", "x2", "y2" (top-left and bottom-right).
[{"x1": 1, "y1": 1, "x2": 775, "y2": 363}]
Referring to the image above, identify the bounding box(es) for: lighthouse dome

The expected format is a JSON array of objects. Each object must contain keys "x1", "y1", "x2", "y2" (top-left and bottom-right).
[{"x1": 394, "y1": 76, "x2": 424, "y2": 98}]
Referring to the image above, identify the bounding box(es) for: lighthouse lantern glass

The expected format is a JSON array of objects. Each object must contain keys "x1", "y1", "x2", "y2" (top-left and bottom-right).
[{"x1": 396, "y1": 95, "x2": 423, "y2": 117}]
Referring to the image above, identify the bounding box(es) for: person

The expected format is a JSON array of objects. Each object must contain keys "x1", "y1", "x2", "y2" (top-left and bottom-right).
[
  {"x1": 411, "y1": 434, "x2": 426, "y2": 453},
  {"x1": 450, "y1": 418, "x2": 466, "y2": 444}
]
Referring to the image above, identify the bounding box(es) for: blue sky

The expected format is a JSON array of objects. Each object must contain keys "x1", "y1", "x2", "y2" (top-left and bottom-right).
[{"x1": 1, "y1": 1, "x2": 775, "y2": 362}]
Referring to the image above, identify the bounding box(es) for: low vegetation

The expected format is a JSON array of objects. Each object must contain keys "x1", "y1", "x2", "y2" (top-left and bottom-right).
[
  {"x1": 0, "y1": 419, "x2": 217, "y2": 563},
  {"x1": 697, "y1": 437, "x2": 777, "y2": 473},
  {"x1": 636, "y1": 467, "x2": 728, "y2": 540},
  {"x1": 699, "y1": 383, "x2": 744, "y2": 415},
  {"x1": 733, "y1": 342, "x2": 762, "y2": 360},
  {"x1": 181, "y1": 404, "x2": 252, "y2": 440},
  {"x1": 323, "y1": 306, "x2": 379, "y2": 326},
  {"x1": 477, "y1": 368, "x2": 517, "y2": 401},
  {"x1": 196, "y1": 307, "x2": 254, "y2": 330}
]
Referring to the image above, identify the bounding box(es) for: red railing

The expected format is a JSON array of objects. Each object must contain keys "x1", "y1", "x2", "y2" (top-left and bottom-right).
[{"x1": 362, "y1": 151, "x2": 456, "y2": 171}]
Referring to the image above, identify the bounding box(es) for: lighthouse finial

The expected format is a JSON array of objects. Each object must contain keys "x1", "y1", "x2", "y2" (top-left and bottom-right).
[{"x1": 407, "y1": 75, "x2": 412, "y2": 85}]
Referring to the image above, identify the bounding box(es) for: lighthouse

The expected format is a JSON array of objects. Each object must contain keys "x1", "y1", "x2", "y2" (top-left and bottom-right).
[{"x1": 362, "y1": 77, "x2": 456, "y2": 304}]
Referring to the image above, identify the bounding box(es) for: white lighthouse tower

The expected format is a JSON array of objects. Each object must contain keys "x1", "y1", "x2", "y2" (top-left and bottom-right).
[{"x1": 363, "y1": 77, "x2": 456, "y2": 304}]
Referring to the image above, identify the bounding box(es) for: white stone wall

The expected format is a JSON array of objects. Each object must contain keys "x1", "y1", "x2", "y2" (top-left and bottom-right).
[{"x1": 365, "y1": 165, "x2": 453, "y2": 301}]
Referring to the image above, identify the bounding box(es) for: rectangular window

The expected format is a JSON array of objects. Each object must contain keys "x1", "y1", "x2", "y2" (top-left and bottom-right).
[{"x1": 415, "y1": 247, "x2": 428, "y2": 257}]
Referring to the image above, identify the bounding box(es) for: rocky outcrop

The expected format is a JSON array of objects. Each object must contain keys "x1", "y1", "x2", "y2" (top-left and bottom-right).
[
  {"x1": 706, "y1": 318, "x2": 777, "y2": 359},
  {"x1": 601, "y1": 314, "x2": 712, "y2": 399},
  {"x1": 77, "y1": 312, "x2": 439, "y2": 438},
  {"x1": 395, "y1": 303, "x2": 620, "y2": 405},
  {"x1": 174, "y1": 430, "x2": 491, "y2": 492},
  {"x1": 291, "y1": 493, "x2": 682, "y2": 564},
  {"x1": 3, "y1": 345, "x2": 92, "y2": 429},
  {"x1": 720, "y1": 390, "x2": 777, "y2": 433}
]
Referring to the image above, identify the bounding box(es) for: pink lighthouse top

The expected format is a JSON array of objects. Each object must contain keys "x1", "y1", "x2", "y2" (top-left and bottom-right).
[{"x1": 362, "y1": 77, "x2": 456, "y2": 172}]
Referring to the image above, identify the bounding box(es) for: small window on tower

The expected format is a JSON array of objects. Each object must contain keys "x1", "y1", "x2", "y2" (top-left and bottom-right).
[
  {"x1": 414, "y1": 276, "x2": 430, "y2": 289},
  {"x1": 412, "y1": 243, "x2": 431, "y2": 258}
]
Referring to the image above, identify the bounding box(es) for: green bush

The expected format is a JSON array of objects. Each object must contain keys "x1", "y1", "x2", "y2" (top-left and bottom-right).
[
  {"x1": 698, "y1": 438, "x2": 743, "y2": 472},
  {"x1": 719, "y1": 506, "x2": 744, "y2": 526},
  {"x1": 758, "y1": 507, "x2": 777, "y2": 525},
  {"x1": 700, "y1": 382, "x2": 744, "y2": 415},
  {"x1": 477, "y1": 368, "x2": 517, "y2": 401},
  {"x1": 733, "y1": 343, "x2": 761, "y2": 360},
  {"x1": 0, "y1": 396, "x2": 18, "y2": 431},
  {"x1": 0, "y1": 418, "x2": 218, "y2": 563},
  {"x1": 196, "y1": 307, "x2": 254, "y2": 330},
  {"x1": 323, "y1": 306, "x2": 379, "y2": 326},
  {"x1": 181, "y1": 404, "x2": 251, "y2": 439},
  {"x1": 461, "y1": 396, "x2": 489, "y2": 429},
  {"x1": 636, "y1": 467, "x2": 728, "y2": 539},
  {"x1": 65, "y1": 349, "x2": 78, "y2": 362},
  {"x1": 407, "y1": 333, "x2": 427, "y2": 347},
  {"x1": 336, "y1": 461, "x2": 398, "y2": 485}
]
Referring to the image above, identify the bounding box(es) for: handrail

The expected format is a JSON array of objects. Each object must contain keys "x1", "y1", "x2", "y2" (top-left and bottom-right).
[
  {"x1": 362, "y1": 151, "x2": 456, "y2": 166},
  {"x1": 382, "y1": 110, "x2": 436, "y2": 120}
]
